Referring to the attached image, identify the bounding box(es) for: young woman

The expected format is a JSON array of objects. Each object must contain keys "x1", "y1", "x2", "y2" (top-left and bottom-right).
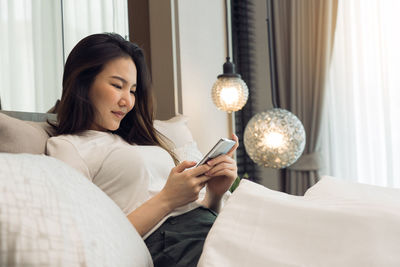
[{"x1": 46, "y1": 33, "x2": 238, "y2": 266}]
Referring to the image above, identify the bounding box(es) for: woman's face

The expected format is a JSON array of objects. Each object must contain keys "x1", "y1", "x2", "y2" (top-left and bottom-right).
[{"x1": 88, "y1": 57, "x2": 137, "y2": 131}]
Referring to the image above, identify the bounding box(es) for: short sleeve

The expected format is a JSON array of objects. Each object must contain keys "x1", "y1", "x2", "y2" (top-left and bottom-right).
[{"x1": 46, "y1": 137, "x2": 92, "y2": 180}]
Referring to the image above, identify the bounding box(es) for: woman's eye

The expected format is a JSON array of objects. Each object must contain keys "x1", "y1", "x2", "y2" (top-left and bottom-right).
[
  {"x1": 130, "y1": 90, "x2": 136, "y2": 95},
  {"x1": 112, "y1": 84, "x2": 122, "y2": 89}
]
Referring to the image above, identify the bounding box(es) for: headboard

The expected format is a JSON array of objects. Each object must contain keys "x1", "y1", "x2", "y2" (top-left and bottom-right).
[{"x1": 0, "y1": 110, "x2": 57, "y2": 122}]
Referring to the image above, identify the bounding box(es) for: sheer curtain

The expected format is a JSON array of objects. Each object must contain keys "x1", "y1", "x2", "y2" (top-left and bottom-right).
[
  {"x1": 321, "y1": 0, "x2": 400, "y2": 188},
  {"x1": 0, "y1": 0, "x2": 63, "y2": 112},
  {"x1": 63, "y1": 0, "x2": 129, "y2": 58},
  {"x1": 0, "y1": 0, "x2": 128, "y2": 112}
]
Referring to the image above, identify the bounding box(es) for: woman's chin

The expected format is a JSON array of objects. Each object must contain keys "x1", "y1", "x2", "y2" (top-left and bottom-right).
[{"x1": 109, "y1": 123, "x2": 121, "y2": 131}]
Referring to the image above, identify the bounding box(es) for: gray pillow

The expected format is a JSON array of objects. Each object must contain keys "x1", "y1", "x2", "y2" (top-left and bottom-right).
[{"x1": 0, "y1": 112, "x2": 55, "y2": 154}]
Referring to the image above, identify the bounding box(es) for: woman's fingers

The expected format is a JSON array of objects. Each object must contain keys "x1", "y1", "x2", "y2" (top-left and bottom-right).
[
  {"x1": 188, "y1": 164, "x2": 210, "y2": 177},
  {"x1": 226, "y1": 134, "x2": 239, "y2": 157},
  {"x1": 208, "y1": 169, "x2": 236, "y2": 178},
  {"x1": 205, "y1": 155, "x2": 237, "y2": 177},
  {"x1": 207, "y1": 154, "x2": 235, "y2": 167},
  {"x1": 206, "y1": 164, "x2": 236, "y2": 177},
  {"x1": 173, "y1": 161, "x2": 212, "y2": 177},
  {"x1": 174, "y1": 161, "x2": 197, "y2": 173},
  {"x1": 197, "y1": 174, "x2": 214, "y2": 184},
  {"x1": 171, "y1": 161, "x2": 213, "y2": 186}
]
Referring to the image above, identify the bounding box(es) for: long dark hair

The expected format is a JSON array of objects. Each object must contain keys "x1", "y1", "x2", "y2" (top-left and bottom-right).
[{"x1": 55, "y1": 33, "x2": 178, "y2": 164}]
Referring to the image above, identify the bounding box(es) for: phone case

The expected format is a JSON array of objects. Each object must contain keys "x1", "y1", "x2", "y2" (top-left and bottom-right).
[{"x1": 195, "y1": 138, "x2": 236, "y2": 167}]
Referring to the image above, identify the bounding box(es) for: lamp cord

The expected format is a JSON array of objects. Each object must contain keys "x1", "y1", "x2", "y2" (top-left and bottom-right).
[
  {"x1": 225, "y1": 0, "x2": 232, "y2": 59},
  {"x1": 60, "y1": 0, "x2": 66, "y2": 65},
  {"x1": 266, "y1": 0, "x2": 279, "y2": 109}
]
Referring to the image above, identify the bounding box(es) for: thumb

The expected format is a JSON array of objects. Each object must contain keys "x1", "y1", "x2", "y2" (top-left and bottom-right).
[
  {"x1": 227, "y1": 134, "x2": 239, "y2": 157},
  {"x1": 174, "y1": 161, "x2": 197, "y2": 173}
]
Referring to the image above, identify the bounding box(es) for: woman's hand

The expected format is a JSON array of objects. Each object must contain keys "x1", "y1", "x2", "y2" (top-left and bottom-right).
[
  {"x1": 128, "y1": 161, "x2": 212, "y2": 237},
  {"x1": 159, "y1": 161, "x2": 212, "y2": 211},
  {"x1": 203, "y1": 134, "x2": 239, "y2": 206}
]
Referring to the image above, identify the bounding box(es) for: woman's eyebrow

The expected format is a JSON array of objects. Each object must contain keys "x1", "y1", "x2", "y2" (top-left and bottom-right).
[{"x1": 110, "y1": 75, "x2": 137, "y2": 88}]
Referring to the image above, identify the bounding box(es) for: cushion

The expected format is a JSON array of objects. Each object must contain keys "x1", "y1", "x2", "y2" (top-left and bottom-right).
[
  {"x1": 171, "y1": 141, "x2": 203, "y2": 163},
  {"x1": 0, "y1": 113, "x2": 55, "y2": 154},
  {"x1": 154, "y1": 115, "x2": 194, "y2": 148},
  {"x1": 0, "y1": 153, "x2": 153, "y2": 266},
  {"x1": 198, "y1": 179, "x2": 400, "y2": 267},
  {"x1": 154, "y1": 115, "x2": 202, "y2": 162}
]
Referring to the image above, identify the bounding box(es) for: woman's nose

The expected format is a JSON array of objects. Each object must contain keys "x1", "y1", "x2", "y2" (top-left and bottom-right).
[{"x1": 119, "y1": 91, "x2": 134, "y2": 109}]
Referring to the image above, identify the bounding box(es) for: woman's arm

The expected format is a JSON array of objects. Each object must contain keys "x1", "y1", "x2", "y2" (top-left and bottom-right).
[
  {"x1": 200, "y1": 187, "x2": 224, "y2": 213},
  {"x1": 126, "y1": 191, "x2": 174, "y2": 237},
  {"x1": 127, "y1": 161, "x2": 212, "y2": 237}
]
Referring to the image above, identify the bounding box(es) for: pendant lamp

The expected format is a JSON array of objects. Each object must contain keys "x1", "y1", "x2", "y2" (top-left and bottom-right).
[
  {"x1": 243, "y1": 0, "x2": 305, "y2": 169},
  {"x1": 211, "y1": 0, "x2": 248, "y2": 113},
  {"x1": 244, "y1": 108, "x2": 305, "y2": 168}
]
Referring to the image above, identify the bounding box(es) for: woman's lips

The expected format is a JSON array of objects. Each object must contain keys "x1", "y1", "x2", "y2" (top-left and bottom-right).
[{"x1": 112, "y1": 111, "x2": 125, "y2": 119}]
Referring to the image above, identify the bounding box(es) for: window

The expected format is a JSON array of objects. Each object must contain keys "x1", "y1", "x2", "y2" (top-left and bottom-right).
[
  {"x1": 321, "y1": 0, "x2": 400, "y2": 187},
  {"x1": 0, "y1": 0, "x2": 128, "y2": 112}
]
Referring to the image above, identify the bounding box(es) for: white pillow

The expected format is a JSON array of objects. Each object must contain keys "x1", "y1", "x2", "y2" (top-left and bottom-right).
[
  {"x1": 154, "y1": 115, "x2": 203, "y2": 162},
  {"x1": 154, "y1": 115, "x2": 194, "y2": 148},
  {"x1": 0, "y1": 153, "x2": 153, "y2": 267},
  {"x1": 199, "y1": 179, "x2": 400, "y2": 267},
  {"x1": 305, "y1": 175, "x2": 400, "y2": 205}
]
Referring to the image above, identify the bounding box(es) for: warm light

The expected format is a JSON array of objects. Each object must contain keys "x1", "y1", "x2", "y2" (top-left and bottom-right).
[
  {"x1": 244, "y1": 108, "x2": 306, "y2": 169},
  {"x1": 211, "y1": 77, "x2": 249, "y2": 113},
  {"x1": 262, "y1": 131, "x2": 285, "y2": 149},
  {"x1": 220, "y1": 87, "x2": 239, "y2": 105}
]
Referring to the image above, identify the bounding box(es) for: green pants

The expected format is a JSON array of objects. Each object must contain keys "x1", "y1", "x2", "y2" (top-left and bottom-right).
[{"x1": 144, "y1": 207, "x2": 217, "y2": 267}]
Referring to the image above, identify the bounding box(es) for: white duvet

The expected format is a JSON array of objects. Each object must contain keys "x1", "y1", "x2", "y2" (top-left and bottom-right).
[
  {"x1": 199, "y1": 177, "x2": 400, "y2": 267},
  {"x1": 0, "y1": 153, "x2": 152, "y2": 267}
]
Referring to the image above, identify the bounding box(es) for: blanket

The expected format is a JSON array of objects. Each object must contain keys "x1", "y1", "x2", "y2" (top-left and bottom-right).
[{"x1": 198, "y1": 178, "x2": 400, "y2": 267}]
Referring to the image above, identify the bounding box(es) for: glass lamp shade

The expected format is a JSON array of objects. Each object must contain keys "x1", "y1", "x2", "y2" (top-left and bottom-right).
[
  {"x1": 211, "y1": 77, "x2": 249, "y2": 113},
  {"x1": 244, "y1": 108, "x2": 306, "y2": 169}
]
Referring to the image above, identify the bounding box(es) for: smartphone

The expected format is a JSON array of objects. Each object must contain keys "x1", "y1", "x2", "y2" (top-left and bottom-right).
[{"x1": 195, "y1": 138, "x2": 236, "y2": 167}]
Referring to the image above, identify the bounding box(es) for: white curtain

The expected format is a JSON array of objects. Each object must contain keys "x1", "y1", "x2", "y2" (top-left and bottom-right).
[
  {"x1": 63, "y1": 0, "x2": 129, "y2": 59},
  {"x1": 0, "y1": 0, "x2": 128, "y2": 113},
  {"x1": 0, "y1": 0, "x2": 63, "y2": 112},
  {"x1": 320, "y1": 0, "x2": 400, "y2": 188}
]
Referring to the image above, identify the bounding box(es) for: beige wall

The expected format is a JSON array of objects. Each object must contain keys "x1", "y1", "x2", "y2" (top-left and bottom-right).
[
  {"x1": 177, "y1": 0, "x2": 230, "y2": 154},
  {"x1": 148, "y1": 0, "x2": 281, "y2": 189},
  {"x1": 149, "y1": 0, "x2": 230, "y2": 154}
]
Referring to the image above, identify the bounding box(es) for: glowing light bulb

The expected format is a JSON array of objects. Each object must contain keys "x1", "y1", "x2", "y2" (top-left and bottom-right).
[
  {"x1": 211, "y1": 77, "x2": 249, "y2": 112},
  {"x1": 220, "y1": 87, "x2": 239, "y2": 105},
  {"x1": 262, "y1": 131, "x2": 284, "y2": 149}
]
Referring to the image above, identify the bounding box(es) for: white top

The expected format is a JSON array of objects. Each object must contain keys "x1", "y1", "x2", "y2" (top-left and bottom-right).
[{"x1": 46, "y1": 130, "x2": 201, "y2": 239}]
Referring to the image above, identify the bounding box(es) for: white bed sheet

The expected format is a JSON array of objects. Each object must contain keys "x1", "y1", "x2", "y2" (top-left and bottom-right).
[{"x1": 198, "y1": 179, "x2": 400, "y2": 267}]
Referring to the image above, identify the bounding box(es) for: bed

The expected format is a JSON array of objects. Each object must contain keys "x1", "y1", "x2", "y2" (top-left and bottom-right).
[{"x1": 1, "y1": 111, "x2": 400, "y2": 267}]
